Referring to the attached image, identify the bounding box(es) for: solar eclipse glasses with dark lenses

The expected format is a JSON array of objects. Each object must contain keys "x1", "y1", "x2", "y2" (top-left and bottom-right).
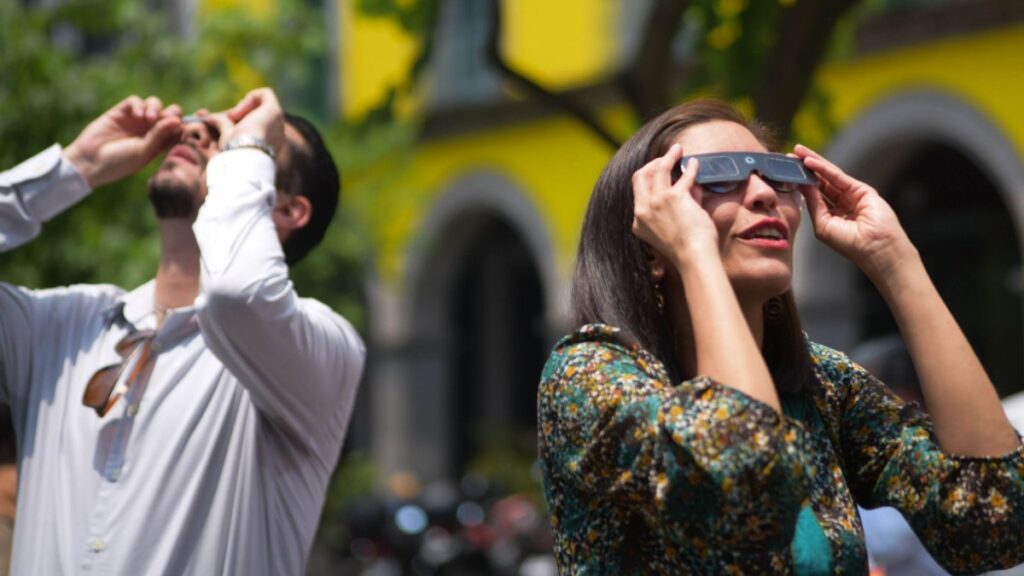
[{"x1": 680, "y1": 152, "x2": 817, "y2": 194}]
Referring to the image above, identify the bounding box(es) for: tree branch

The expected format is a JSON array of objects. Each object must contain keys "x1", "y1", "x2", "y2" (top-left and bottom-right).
[
  {"x1": 484, "y1": 0, "x2": 621, "y2": 150},
  {"x1": 619, "y1": 0, "x2": 689, "y2": 121}
]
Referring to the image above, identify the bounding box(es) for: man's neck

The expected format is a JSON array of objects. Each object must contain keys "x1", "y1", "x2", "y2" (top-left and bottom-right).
[{"x1": 154, "y1": 218, "x2": 201, "y2": 312}]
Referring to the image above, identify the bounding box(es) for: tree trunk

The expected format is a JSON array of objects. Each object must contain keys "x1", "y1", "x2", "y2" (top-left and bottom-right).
[{"x1": 754, "y1": 0, "x2": 862, "y2": 139}]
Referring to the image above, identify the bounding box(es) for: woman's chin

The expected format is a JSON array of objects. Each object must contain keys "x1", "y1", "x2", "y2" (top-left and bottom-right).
[{"x1": 728, "y1": 269, "x2": 793, "y2": 303}]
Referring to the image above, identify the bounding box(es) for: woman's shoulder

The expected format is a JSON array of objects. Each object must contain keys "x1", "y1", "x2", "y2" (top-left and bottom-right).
[
  {"x1": 803, "y1": 338, "x2": 872, "y2": 391},
  {"x1": 555, "y1": 322, "x2": 629, "y2": 347},
  {"x1": 543, "y1": 323, "x2": 664, "y2": 382}
]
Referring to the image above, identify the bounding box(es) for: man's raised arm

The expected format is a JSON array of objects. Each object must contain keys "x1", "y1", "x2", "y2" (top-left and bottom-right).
[{"x1": 0, "y1": 95, "x2": 181, "y2": 251}]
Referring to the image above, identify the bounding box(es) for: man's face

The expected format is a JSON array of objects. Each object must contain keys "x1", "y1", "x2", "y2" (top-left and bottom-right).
[{"x1": 147, "y1": 116, "x2": 221, "y2": 220}]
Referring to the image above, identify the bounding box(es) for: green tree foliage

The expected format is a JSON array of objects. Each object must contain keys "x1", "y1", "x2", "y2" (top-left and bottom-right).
[{"x1": 0, "y1": 0, "x2": 366, "y2": 330}]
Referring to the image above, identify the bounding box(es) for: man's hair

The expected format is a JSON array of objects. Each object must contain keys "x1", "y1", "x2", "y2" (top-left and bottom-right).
[
  {"x1": 276, "y1": 113, "x2": 340, "y2": 266},
  {"x1": 571, "y1": 100, "x2": 814, "y2": 395}
]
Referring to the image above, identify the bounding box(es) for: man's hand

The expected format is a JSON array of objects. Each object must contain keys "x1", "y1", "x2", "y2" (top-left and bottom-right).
[
  {"x1": 63, "y1": 95, "x2": 183, "y2": 188},
  {"x1": 219, "y1": 88, "x2": 286, "y2": 156}
]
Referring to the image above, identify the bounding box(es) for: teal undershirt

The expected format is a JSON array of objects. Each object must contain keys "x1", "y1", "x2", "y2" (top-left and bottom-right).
[{"x1": 782, "y1": 395, "x2": 834, "y2": 575}]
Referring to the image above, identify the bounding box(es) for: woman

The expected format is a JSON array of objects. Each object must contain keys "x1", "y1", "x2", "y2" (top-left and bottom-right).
[{"x1": 537, "y1": 101, "x2": 1024, "y2": 574}]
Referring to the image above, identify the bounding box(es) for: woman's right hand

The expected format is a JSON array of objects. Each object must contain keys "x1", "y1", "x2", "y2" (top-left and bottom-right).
[
  {"x1": 631, "y1": 143, "x2": 718, "y2": 266},
  {"x1": 633, "y1": 144, "x2": 780, "y2": 412}
]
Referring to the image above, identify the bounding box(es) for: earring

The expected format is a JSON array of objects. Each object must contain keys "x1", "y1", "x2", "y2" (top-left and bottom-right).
[
  {"x1": 764, "y1": 296, "x2": 784, "y2": 323},
  {"x1": 655, "y1": 281, "x2": 665, "y2": 314}
]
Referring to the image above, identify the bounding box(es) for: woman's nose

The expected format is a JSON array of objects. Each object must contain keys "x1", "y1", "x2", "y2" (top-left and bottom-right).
[{"x1": 745, "y1": 173, "x2": 779, "y2": 211}]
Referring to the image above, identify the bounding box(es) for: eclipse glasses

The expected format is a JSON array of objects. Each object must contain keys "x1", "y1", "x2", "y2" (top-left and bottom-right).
[{"x1": 680, "y1": 152, "x2": 817, "y2": 194}]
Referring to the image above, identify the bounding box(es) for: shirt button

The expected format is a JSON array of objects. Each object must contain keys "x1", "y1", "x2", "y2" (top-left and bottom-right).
[
  {"x1": 109, "y1": 469, "x2": 121, "y2": 482},
  {"x1": 89, "y1": 538, "x2": 106, "y2": 552},
  {"x1": 126, "y1": 405, "x2": 139, "y2": 417}
]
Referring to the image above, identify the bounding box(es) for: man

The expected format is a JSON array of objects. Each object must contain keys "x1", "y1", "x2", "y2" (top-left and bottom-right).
[{"x1": 0, "y1": 88, "x2": 365, "y2": 574}]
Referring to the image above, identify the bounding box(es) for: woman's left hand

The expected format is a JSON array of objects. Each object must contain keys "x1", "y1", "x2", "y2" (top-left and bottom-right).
[{"x1": 794, "y1": 144, "x2": 915, "y2": 279}]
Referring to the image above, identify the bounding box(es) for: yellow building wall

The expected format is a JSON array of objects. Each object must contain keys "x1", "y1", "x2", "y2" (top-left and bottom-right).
[
  {"x1": 354, "y1": 13, "x2": 1024, "y2": 289},
  {"x1": 364, "y1": 113, "x2": 621, "y2": 285},
  {"x1": 817, "y1": 26, "x2": 1024, "y2": 157},
  {"x1": 339, "y1": 0, "x2": 617, "y2": 119},
  {"x1": 503, "y1": 0, "x2": 616, "y2": 88},
  {"x1": 338, "y1": 2, "x2": 421, "y2": 119}
]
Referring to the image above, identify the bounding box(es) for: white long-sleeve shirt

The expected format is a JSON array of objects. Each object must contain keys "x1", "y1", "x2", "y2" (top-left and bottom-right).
[{"x1": 0, "y1": 145, "x2": 365, "y2": 575}]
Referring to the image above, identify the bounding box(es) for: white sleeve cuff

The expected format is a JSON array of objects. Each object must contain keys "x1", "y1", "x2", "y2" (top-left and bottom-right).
[{"x1": 0, "y1": 144, "x2": 92, "y2": 222}]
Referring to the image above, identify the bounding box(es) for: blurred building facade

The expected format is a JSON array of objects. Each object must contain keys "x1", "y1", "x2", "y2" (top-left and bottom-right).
[{"x1": 339, "y1": 0, "x2": 1024, "y2": 484}]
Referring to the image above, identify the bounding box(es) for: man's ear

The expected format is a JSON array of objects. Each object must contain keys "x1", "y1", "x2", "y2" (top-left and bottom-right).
[{"x1": 272, "y1": 193, "x2": 311, "y2": 234}]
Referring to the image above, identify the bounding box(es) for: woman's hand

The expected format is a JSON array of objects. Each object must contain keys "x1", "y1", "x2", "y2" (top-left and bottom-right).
[
  {"x1": 634, "y1": 144, "x2": 780, "y2": 412},
  {"x1": 796, "y1": 144, "x2": 1022, "y2": 455},
  {"x1": 794, "y1": 144, "x2": 916, "y2": 280},
  {"x1": 631, "y1": 144, "x2": 718, "y2": 267}
]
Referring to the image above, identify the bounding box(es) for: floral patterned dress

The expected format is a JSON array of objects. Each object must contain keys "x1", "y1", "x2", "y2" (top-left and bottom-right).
[{"x1": 538, "y1": 324, "x2": 1024, "y2": 575}]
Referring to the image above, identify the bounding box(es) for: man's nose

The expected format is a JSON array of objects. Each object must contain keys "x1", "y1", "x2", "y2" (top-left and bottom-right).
[{"x1": 181, "y1": 121, "x2": 211, "y2": 146}]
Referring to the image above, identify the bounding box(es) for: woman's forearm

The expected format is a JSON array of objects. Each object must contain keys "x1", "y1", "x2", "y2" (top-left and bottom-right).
[
  {"x1": 674, "y1": 248, "x2": 781, "y2": 413},
  {"x1": 868, "y1": 246, "x2": 1020, "y2": 455}
]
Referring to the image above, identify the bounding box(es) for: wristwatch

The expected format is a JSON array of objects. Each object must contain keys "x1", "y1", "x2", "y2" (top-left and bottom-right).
[{"x1": 223, "y1": 135, "x2": 276, "y2": 161}]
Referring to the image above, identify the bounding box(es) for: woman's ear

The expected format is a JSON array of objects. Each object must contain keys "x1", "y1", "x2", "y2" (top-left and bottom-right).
[
  {"x1": 647, "y1": 250, "x2": 668, "y2": 283},
  {"x1": 272, "y1": 193, "x2": 312, "y2": 234}
]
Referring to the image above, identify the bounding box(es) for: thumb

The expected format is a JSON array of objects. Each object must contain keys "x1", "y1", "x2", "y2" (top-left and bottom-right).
[
  {"x1": 674, "y1": 157, "x2": 700, "y2": 202},
  {"x1": 141, "y1": 116, "x2": 183, "y2": 159},
  {"x1": 226, "y1": 91, "x2": 262, "y2": 123}
]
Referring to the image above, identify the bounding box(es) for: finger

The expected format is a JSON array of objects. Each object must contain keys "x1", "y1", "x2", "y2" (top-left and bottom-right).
[
  {"x1": 226, "y1": 90, "x2": 263, "y2": 122},
  {"x1": 801, "y1": 185, "x2": 831, "y2": 230},
  {"x1": 142, "y1": 116, "x2": 184, "y2": 157},
  {"x1": 202, "y1": 113, "x2": 235, "y2": 147},
  {"x1": 653, "y1": 143, "x2": 683, "y2": 192},
  {"x1": 631, "y1": 170, "x2": 649, "y2": 210},
  {"x1": 118, "y1": 95, "x2": 145, "y2": 119},
  {"x1": 161, "y1": 104, "x2": 183, "y2": 118},
  {"x1": 795, "y1": 144, "x2": 860, "y2": 194},
  {"x1": 792, "y1": 143, "x2": 832, "y2": 165},
  {"x1": 673, "y1": 157, "x2": 700, "y2": 202},
  {"x1": 144, "y1": 96, "x2": 163, "y2": 123},
  {"x1": 248, "y1": 87, "x2": 280, "y2": 110},
  {"x1": 813, "y1": 176, "x2": 847, "y2": 209}
]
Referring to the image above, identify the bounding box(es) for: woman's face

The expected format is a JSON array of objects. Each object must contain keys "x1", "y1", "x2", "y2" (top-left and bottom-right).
[{"x1": 673, "y1": 120, "x2": 802, "y2": 303}]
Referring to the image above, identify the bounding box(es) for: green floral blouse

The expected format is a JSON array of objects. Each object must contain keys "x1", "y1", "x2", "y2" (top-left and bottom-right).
[{"x1": 538, "y1": 324, "x2": 1024, "y2": 575}]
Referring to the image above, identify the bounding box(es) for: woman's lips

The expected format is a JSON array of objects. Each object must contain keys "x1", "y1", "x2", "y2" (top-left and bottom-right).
[{"x1": 738, "y1": 219, "x2": 790, "y2": 249}]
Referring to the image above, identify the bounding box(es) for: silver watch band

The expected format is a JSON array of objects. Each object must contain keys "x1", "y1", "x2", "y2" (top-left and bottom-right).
[{"x1": 222, "y1": 135, "x2": 276, "y2": 161}]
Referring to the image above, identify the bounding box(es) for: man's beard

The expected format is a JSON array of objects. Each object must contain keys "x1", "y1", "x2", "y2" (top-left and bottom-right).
[{"x1": 148, "y1": 172, "x2": 200, "y2": 220}]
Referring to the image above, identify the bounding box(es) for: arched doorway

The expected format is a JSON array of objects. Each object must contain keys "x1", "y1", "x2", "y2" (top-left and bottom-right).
[
  {"x1": 401, "y1": 174, "x2": 555, "y2": 481},
  {"x1": 857, "y1": 142, "x2": 1023, "y2": 396},
  {"x1": 796, "y1": 91, "x2": 1024, "y2": 398},
  {"x1": 448, "y1": 215, "x2": 547, "y2": 473}
]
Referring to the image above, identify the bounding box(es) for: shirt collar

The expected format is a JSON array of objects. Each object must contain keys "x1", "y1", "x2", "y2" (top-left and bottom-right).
[{"x1": 102, "y1": 280, "x2": 201, "y2": 349}]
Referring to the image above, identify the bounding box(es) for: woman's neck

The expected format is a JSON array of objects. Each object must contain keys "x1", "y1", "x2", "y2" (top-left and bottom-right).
[{"x1": 670, "y1": 294, "x2": 767, "y2": 376}]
